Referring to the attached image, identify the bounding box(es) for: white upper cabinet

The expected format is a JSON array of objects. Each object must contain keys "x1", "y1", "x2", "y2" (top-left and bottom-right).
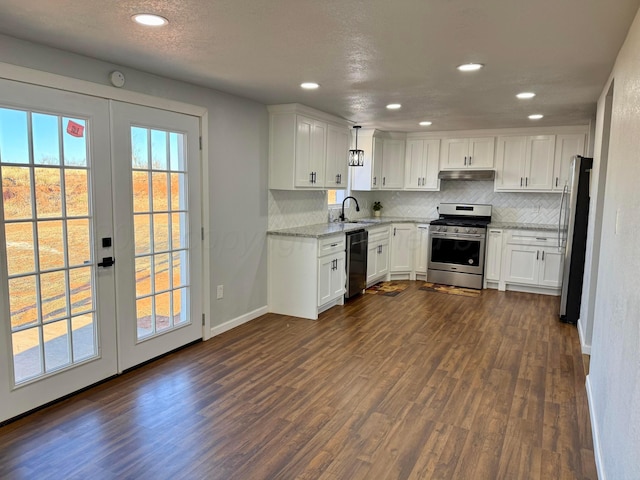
[
  {"x1": 553, "y1": 133, "x2": 586, "y2": 191},
  {"x1": 325, "y1": 124, "x2": 349, "y2": 189},
  {"x1": 495, "y1": 135, "x2": 556, "y2": 191},
  {"x1": 441, "y1": 136, "x2": 495, "y2": 169},
  {"x1": 404, "y1": 138, "x2": 440, "y2": 190},
  {"x1": 294, "y1": 115, "x2": 326, "y2": 188},
  {"x1": 351, "y1": 131, "x2": 405, "y2": 191},
  {"x1": 268, "y1": 104, "x2": 350, "y2": 190},
  {"x1": 381, "y1": 138, "x2": 406, "y2": 189}
]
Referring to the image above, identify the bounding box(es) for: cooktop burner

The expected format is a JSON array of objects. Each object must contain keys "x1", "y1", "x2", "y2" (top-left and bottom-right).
[
  {"x1": 431, "y1": 203, "x2": 492, "y2": 228},
  {"x1": 430, "y1": 218, "x2": 491, "y2": 228}
]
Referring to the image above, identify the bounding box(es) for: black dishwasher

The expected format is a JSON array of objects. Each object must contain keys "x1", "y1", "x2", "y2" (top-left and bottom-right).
[{"x1": 345, "y1": 229, "x2": 368, "y2": 299}]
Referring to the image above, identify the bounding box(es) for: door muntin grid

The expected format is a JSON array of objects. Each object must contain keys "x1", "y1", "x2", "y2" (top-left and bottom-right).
[
  {"x1": 0, "y1": 107, "x2": 98, "y2": 386},
  {"x1": 131, "y1": 126, "x2": 190, "y2": 342}
]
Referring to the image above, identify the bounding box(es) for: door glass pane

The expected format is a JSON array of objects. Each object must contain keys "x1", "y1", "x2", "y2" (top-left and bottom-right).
[
  {"x1": 34, "y1": 167, "x2": 63, "y2": 218},
  {"x1": 132, "y1": 127, "x2": 190, "y2": 341},
  {"x1": 5, "y1": 222, "x2": 35, "y2": 275},
  {"x1": 1, "y1": 107, "x2": 98, "y2": 386},
  {"x1": 1, "y1": 165, "x2": 33, "y2": 220},
  {"x1": 0, "y1": 108, "x2": 29, "y2": 164},
  {"x1": 32, "y1": 113, "x2": 60, "y2": 166},
  {"x1": 43, "y1": 320, "x2": 70, "y2": 371}
]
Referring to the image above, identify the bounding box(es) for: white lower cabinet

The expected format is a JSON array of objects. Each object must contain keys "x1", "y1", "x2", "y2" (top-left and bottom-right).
[
  {"x1": 501, "y1": 230, "x2": 563, "y2": 293},
  {"x1": 390, "y1": 223, "x2": 416, "y2": 280},
  {"x1": 268, "y1": 233, "x2": 345, "y2": 320},
  {"x1": 484, "y1": 229, "x2": 503, "y2": 288},
  {"x1": 367, "y1": 226, "x2": 390, "y2": 285},
  {"x1": 414, "y1": 224, "x2": 430, "y2": 280}
]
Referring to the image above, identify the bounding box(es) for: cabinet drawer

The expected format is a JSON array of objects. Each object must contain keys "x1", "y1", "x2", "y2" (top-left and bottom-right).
[
  {"x1": 368, "y1": 226, "x2": 390, "y2": 244},
  {"x1": 318, "y1": 234, "x2": 345, "y2": 257},
  {"x1": 506, "y1": 230, "x2": 558, "y2": 247}
]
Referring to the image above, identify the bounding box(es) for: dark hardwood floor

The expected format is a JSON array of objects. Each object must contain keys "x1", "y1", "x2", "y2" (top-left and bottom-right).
[{"x1": 0, "y1": 282, "x2": 596, "y2": 479}]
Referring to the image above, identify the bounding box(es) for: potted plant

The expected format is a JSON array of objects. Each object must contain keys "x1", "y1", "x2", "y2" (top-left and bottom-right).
[{"x1": 372, "y1": 201, "x2": 382, "y2": 217}]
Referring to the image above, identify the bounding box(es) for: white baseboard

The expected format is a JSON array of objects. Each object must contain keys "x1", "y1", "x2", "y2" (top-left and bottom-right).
[
  {"x1": 577, "y1": 318, "x2": 592, "y2": 355},
  {"x1": 209, "y1": 305, "x2": 268, "y2": 338},
  {"x1": 586, "y1": 375, "x2": 605, "y2": 480}
]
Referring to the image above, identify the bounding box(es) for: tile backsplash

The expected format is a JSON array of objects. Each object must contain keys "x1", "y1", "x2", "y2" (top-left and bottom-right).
[{"x1": 268, "y1": 181, "x2": 562, "y2": 229}]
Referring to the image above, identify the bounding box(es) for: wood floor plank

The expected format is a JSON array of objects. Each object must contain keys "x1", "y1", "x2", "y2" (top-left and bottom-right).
[{"x1": 0, "y1": 283, "x2": 596, "y2": 479}]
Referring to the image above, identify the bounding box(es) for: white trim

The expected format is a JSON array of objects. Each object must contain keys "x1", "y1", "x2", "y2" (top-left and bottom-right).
[
  {"x1": 586, "y1": 375, "x2": 606, "y2": 480},
  {"x1": 406, "y1": 124, "x2": 590, "y2": 139},
  {"x1": 577, "y1": 318, "x2": 592, "y2": 355},
  {"x1": 210, "y1": 306, "x2": 268, "y2": 338},
  {"x1": 0, "y1": 62, "x2": 206, "y2": 117}
]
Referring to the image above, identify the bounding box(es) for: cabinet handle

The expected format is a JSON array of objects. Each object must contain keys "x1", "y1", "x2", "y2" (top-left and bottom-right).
[
  {"x1": 383, "y1": 177, "x2": 386, "y2": 186},
  {"x1": 536, "y1": 250, "x2": 540, "y2": 260},
  {"x1": 330, "y1": 243, "x2": 338, "y2": 247},
  {"x1": 535, "y1": 237, "x2": 547, "y2": 241},
  {"x1": 525, "y1": 177, "x2": 528, "y2": 187},
  {"x1": 464, "y1": 156, "x2": 467, "y2": 166},
  {"x1": 422, "y1": 177, "x2": 426, "y2": 186},
  {"x1": 490, "y1": 230, "x2": 501, "y2": 233},
  {"x1": 542, "y1": 251, "x2": 545, "y2": 261},
  {"x1": 556, "y1": 177, "x2": 559, "y2": 187},
  {"x1": 469, "y1": 156, "x2": 472, "y2": 165},
  {"x1": 310, "y1": 172, "x2": 314, "y2": 183},
  {"x1": 373, "y1": 176, "x2": 377, "y2": 186},
  {"x1": 394, "y1": 228, "x2": 397, "y2": 236},
  {"x1": 417, "y1": 177, "x2": 421, "y2": 186},
  {"x1": 520, "y1": 177, "x2": 523, "y2": 187}
]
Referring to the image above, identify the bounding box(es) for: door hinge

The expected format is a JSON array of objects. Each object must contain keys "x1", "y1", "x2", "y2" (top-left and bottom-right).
[
  {"x1": 199, "y1": 136, "x2": 202, "y2": 150},
  {"x1": 202, "y1": 313, "x2": 205, "y2": 326}
]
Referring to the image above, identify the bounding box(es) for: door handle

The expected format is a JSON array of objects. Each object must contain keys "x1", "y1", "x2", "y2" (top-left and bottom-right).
[{"x1": 98, "y1": 257, "x2": 115, "y2": 268}]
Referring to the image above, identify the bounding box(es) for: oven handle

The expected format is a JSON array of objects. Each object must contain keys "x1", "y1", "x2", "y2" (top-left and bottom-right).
[{"x1": 429, "y1": 232, "x2": 484, "y2": 239}]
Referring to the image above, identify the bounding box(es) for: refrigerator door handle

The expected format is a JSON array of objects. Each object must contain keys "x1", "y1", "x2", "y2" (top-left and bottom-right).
[{"x1": 558, "y1": 184, "x2": 568, "y2": 249}]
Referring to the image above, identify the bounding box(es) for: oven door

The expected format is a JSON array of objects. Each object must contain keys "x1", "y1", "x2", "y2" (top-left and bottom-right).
[{"x1": 428, "y1": 231, "x2": 486, "y2": 274}]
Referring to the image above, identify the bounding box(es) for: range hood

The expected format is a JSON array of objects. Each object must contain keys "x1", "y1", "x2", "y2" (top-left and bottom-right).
[{"x1": 438, "y1": 169, "x2": 495, "y2": 181}]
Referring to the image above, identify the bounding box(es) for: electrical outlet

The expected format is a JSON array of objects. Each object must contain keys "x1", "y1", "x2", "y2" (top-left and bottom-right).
[{"x1": 217, "y1": 285, "x2": 224, "y2": 299}]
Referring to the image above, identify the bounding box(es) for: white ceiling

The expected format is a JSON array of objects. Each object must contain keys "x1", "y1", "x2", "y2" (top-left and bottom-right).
[{"x1": 0, "y1": 0, "x2": 638, "y2": 132}]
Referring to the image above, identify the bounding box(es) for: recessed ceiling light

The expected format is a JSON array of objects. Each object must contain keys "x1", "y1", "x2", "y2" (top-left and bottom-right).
[
  {"x1": 300, "y1": 82, "x2": 319, "y2": 90},
  {"x1": 132, "y1": 14, "x2": 168, "y2": 26},
  {"x1": 386, "y1": 103, "x2": 402, "y2": 110},
  {"x1": 419, "y1": 121, "x2": 433, "y2": 126},
  {"x1": 457, "y1": 63, "x2": 484, "y2": 72},
  {"x1": 517, "y1": 92, "x2": 536, "y2": 99},
  {"x1": 529, "y1": 114, "x2": 544, "y2": 120}
]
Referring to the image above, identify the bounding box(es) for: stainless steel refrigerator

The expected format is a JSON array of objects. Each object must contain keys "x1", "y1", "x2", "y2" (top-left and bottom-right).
[{"x1": 559, "y1": 155, "x2": 592, "y2": 324}]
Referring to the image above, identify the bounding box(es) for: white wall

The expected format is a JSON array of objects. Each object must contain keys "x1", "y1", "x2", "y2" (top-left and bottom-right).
[
  {"x1": 0, "y1": 34, "x2": 269, "y2": 330},
  {"x1": 587, "y1": 9, "x2": 640, "y2": 480}
]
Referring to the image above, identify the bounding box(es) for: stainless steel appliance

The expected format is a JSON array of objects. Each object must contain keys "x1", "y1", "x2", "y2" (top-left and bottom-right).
[
  {"x1": 345, "y1": 229, "x2": 368, "y2": 299},
  {"x1": 559, "y1": 156, "x2": 592, "y2": 324},
  {"x1": 428, "y1": 203, "x2": 492, "y2": 289}
]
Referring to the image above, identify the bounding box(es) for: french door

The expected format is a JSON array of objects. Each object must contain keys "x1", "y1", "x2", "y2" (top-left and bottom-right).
[{"x1": 0, "y1": 80, "x2": 202, "y2": 422}]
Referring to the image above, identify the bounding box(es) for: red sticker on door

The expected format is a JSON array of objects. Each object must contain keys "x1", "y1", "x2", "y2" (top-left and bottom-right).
[{"x1": 66, "y1": 120, "x2": 85, "y2": 138}]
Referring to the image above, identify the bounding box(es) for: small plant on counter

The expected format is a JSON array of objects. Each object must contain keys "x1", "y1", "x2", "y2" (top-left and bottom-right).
[{"x1": 372, "y1": 201, "x2": 382, "y2": 217}]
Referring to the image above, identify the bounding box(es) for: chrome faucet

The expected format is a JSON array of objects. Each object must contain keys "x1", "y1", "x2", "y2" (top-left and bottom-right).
[{"x1": 339, "y1": 196, "x2": 360, "y2": 221}]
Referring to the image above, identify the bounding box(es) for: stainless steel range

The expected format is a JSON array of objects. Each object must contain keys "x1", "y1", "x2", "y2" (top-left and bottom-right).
[{"x1": 428, "y1": 203, "x2": 492, "y2": 289}]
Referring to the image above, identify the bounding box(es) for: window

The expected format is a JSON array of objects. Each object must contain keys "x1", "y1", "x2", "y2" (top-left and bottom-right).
[{"x1": 328, "y1": 189, "x2": 346, "y2": 206}]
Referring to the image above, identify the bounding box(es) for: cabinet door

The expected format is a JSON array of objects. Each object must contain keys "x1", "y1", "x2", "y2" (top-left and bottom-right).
[
  {"x1": 377, "y1": 240, "x2": 390, "y2": 277},
  {"x1": 505, "y1": 244, "x2": 538, "y2": 285},
  {"x1": 422, "y1": 139, "x2": 441, "y2": 189},
  {"x1": 325, "y1": 124, "x2": 349, "y2": 188},
  {"x1": 525, "y1": 135, "x2": 555, "y2": 190},
  {"x1": 367, "y1": 242, "x2": 380, "y2": 284},
  {"x1": 294, "y1": 116, "x2": 326, "y2": 187},
  {"x1": 485, "y1": 229, "x2": 503, "y2": 281},
  {"x1": 390, "y1": 224, "x2": 415, "y2": 272},
  {"x1": 468, "y1": 137, "x2": 495, "y2": 168},
  {"x1": 331, "y1": 253, "x2": 346, "y2": 299},
  {"x1": 539, "y1": 249, "x2": 563, "y2": 288},
  {"x1": 372, "y1": 137, "x2": 384, "y2": 189},
  {"x1": 381, "y1": 139, "x2": 405, "y2": 189},
  {"x1": 441, "y1": 138, "x2": 469, "y2": 169},
  {"x1": 415, "y1": 225, "x2": 430, "y2": 273},
  {"x1": 495, "y1": 136, "x2": 527, "y2": 190},
  {"x1": 404, "y1": 139, "x2": 425, "y2": 189},
  {"x1": 553, "y1": 134, "x2": 585, "y2": 191},
  {"x1": 317, "y1": 255, "x2": 334, "y2": 306}
]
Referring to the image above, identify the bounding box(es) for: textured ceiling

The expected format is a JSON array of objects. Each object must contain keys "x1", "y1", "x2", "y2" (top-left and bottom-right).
[{"x1": 0, "y1": 0, "x2": 638, "y2": 131}]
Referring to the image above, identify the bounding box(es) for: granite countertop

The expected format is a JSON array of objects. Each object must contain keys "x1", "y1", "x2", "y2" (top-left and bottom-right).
[
  {"x1": 489, "y1": 222, "x2": 558, "y2": 232},
  {"x1": 268, "y1": 217, "x2": 437, "y2": 238}
]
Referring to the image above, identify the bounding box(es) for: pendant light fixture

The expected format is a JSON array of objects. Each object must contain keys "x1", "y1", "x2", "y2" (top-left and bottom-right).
[{"x1": 349, "y1": 126, "x2": 365, "y2": 167}]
